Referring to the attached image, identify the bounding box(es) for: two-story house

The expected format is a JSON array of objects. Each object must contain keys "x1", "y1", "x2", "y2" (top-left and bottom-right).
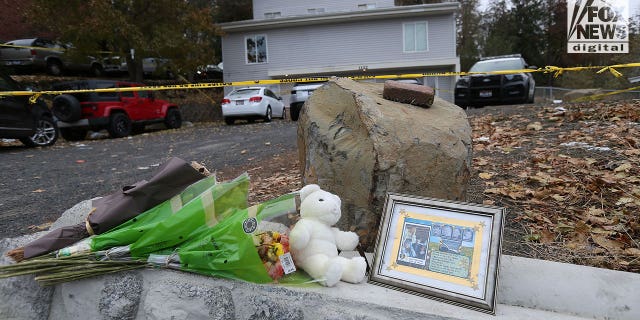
[{"x1": 220, "y1": 0, "x2": 460, "y2": 102}]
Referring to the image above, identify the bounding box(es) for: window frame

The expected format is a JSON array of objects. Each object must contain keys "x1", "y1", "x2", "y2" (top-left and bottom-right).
[
  {"x1": 245, "y1": 34, "x2": 268, "y2": 65},
  {"x1": 403, "y1": 21, "x2": 429, "y2": 53}
]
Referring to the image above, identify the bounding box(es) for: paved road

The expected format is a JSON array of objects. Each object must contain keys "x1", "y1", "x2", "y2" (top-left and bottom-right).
[{"x1": 0, "y1": 120, "x2": 297, "y2": 238}]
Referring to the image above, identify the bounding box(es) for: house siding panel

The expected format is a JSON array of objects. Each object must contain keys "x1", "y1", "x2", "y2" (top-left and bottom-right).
[
  {"x1": 254, "y1": 0, "x2": 395, "y2": 19},
  {"x1": 223, "y1": 3, "x2": 459, "y2": 102},
  {"x1": 223, "y1": 14, "x2": 455, "y2": 79}
]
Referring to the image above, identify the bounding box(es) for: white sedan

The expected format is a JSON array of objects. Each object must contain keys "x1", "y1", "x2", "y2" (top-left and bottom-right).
[{"x1": 221, "y1": 87, "x2": 286, "y2": 125}]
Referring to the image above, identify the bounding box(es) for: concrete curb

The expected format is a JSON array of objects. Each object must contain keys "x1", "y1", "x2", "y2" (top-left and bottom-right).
[{"x1": 1, "y1": 199, "x2": 638, "y2": 319}]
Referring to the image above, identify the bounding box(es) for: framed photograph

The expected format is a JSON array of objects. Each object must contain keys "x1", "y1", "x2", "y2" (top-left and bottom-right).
[{"x1": 369, "y1": 193, "x2": 505, "y2": 314}]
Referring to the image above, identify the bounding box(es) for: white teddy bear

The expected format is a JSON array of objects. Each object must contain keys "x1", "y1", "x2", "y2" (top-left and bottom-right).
[{"x1": 289, "y1": 184, "x2": 367, "y2": 287}]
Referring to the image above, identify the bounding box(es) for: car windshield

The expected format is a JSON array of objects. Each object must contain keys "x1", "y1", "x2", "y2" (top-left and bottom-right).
[
  {"x1": 229, "y1": 89, "x2": 261, "y2": 97},
  {"x1": 469, "y1": 59, "x2": 523, "y2": 72}
]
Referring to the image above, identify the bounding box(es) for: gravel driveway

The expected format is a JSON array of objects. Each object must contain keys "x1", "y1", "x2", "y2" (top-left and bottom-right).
[{"x1": 0, "y1": 120, "x2": 296, "y2": 238}]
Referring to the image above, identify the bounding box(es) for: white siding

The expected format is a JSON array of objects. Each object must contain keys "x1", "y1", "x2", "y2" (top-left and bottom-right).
[
  {"x1": 223, "y1": 14, "x2": 456, "y2": 77},
  {"x1": 223, "y1": 4, "x2": 460, "y2": 102},
  {"x1": 253, "y1": 0, "x2": 395, "y2": 19}
]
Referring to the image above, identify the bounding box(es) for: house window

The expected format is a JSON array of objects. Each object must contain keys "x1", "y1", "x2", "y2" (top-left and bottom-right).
[
  {"x1": 245, "y1": 35, "x2": 267, "y2": 64},
  {"x1": 264, "y1": 12, "x2": 281, "y2": 19},
  {"x1": 403, "y1": 22, "x2": 428, "y2": 52}
]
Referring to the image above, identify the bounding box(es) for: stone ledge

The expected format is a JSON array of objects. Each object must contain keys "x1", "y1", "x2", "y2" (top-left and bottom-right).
[
  {"x1": 2, "y1": 243, "x2": 638, "y2": 320},
  {"x1": 2, "y1": 200, "x2": 638, "y2": 319}
]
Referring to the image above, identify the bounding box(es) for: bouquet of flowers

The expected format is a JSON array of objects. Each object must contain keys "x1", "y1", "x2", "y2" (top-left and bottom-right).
[
  {"x1": 10, "y1": 157, "x2": 209, "y2": 261},
  {"x1": 0, "y1": 173, "x2": 313, "y2": 286}
]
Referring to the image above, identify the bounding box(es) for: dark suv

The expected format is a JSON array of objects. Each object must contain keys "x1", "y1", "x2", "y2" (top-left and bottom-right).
[
  {"x1": 0, "y1": 69, "x2": 58, "y2": 147},
  {"x1": 1, "y1": 38, "x2": 104, "y2": 76},
  {"x1": 454, "y1": 54, "x2": 535, "y2": 107},
  {"x1": 51, "y1": 80, "x2": 181, "y2": 140}
]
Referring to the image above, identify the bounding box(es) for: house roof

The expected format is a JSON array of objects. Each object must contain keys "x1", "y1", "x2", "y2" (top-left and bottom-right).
[{"x1": 220, "y1": 3, "x2": 460, "y2": 32}]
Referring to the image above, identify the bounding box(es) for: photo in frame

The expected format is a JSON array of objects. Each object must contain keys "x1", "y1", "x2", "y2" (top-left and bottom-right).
[{"x1": 369, "y1": 193, "x2": 505, "y2": 314}]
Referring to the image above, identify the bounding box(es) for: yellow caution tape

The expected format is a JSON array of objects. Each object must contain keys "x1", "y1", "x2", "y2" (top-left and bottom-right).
[
  {"x1": 569, "y1": 85, "x2": 640, "y2": 102},
  {"x1": 1, "y1": 62, "x2": 639, "y2": 103}
]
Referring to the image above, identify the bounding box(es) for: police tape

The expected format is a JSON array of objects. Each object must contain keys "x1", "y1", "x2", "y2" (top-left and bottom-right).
[
  {"x1": 569, "y1": 85, "x2": 640, "y2": 102},
  {"x1": 1, "y1": 62, "x2": 639, "y2": 103}
]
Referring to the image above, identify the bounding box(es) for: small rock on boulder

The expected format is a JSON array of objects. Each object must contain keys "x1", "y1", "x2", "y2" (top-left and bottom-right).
[{"x1": 382, "y1": 80, "x2": 435, "y2": 107}]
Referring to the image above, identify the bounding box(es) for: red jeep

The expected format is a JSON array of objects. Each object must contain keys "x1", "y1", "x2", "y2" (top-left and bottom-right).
[{"x1": 51, "y1": 80, "x2": 181, "y2": 140}]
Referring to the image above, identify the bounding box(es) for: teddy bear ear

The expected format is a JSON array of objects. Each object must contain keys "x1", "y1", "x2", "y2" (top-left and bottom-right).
[{"x1": 299, "y1": 184, "x2": 321, "y2": 202}]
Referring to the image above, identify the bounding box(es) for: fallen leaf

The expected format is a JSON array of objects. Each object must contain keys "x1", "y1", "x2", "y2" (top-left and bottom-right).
[
  {"x1": 624, "y1": 248, "x2": 640, "y2": 256},
  {"x1": 555, "y1": 222, "x2": 574, "y2": 233},
  {"x1": 27, "y1": 222, "x2": 53, "y2": 231},
  {"x1": 475, "y1": 158, "x2": 490, "y2": 166},
  {"x1": 591, "y1": 234, "x2": 624, "y2": 253},
  {"x1": 479, "y1": 172, "x2": 494, "y2": 180},
  {"x1": 526, "y1": 122, "x2": 543, "y2": 131},
  {"x1": 523, "y1": 233, "x2": 541, "y2": 242},
  {"x1": 615, "y1": 197, "x2": 635, "y2": 206},
  {"x1": 540, "y1": 229, "x2": 556, "y2": 244},
  {"x1": 614, "y1": 163, "x2": 632, "y2": 172}
]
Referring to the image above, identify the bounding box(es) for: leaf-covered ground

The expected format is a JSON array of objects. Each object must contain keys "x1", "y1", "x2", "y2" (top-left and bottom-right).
[
  {"x1": 466, "y1": 100, "x2": 640, "y2": 273},
  {"x1": 235, "y1": 100, "x2": 640, "y2": 273}
]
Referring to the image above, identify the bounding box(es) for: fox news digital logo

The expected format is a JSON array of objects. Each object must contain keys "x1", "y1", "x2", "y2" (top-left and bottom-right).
[{"x1": 567, "y1": 0, "x2": 629, "y2": 53}]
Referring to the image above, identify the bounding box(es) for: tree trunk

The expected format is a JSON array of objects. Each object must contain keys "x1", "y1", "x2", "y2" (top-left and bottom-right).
[{"x1": 126, "y1": 56, "x2": 144, "y2": 82}]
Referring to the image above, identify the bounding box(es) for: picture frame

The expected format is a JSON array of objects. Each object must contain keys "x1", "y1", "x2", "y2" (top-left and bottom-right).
[{"x1": 368, "y1": 193, "x2": 505, "y2": 314}]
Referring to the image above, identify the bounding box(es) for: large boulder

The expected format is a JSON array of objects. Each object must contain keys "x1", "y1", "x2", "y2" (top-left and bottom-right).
[{"x1": 297, "y1": 78, "x2": 472, "y2": 249}]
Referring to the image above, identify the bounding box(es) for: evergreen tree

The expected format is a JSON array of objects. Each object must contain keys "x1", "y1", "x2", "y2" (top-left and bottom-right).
[{"x1": 457, "y1": 0, "x2": 482, "y2": 71}]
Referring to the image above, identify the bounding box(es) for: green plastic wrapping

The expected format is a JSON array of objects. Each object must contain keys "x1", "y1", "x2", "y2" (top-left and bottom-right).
[
  {"x1": 89, "y1": 175, "x2": 221, "y2": 251},
  {"x1": 129, "y1": 173, "x2": 250, "y2": 257},
  {"x1": 148, "y1": 193, "x2": 310, "y2": 284}
]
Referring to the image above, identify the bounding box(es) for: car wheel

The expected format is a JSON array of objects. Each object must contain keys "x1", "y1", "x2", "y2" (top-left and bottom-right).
[
  {"x1": 290, "y1": 105, "x2": 300, "y2": 121},
  {"x1": 527, "y1": 85, "x2": 535, "y2": 103},
  {"x1": 59, "y1": 128, "x2": 88, "y2": 141},
  {"x1": 224, "y1": 118, "x2": 235, "y2": 125},
  {"x1": 108, "y1": 113, "x2": 132, "y2": 138},
  {"x1": 164, "y1": 108, "x2": 182, "y2": 129},
  {"x1": 47, "y1": 60, "x2": 63, "y2": 76},
  {"x1": 20, "y1": 116, "x2": 58, "y2": 147},
  {"x1": 52, "y1": 95, "x2": 82, "y2": 122},
  {"x1": 264, "y1": 106, "x2": 272, "y2": 122},
  {"x1": 90, "y1": 64, "x2": 104, "y2": 77}
]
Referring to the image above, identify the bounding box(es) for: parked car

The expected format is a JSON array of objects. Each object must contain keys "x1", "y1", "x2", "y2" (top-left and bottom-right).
[
  {"x1": 0, "y1": 68, "x2": 58, "y2": 147},
  {"x1": 289, "y1": 81, "x2": 326, "y2": 121},
  {"x1": 0, "y1": 38, "x2": 104, "y2": 76},
  {"x1": 102, "y1": 56, "x2": 127, "y2": 75},
  {"x1": 221, "y1": 87, "x2": 286, "y2": 125},
  {"x1": 142, "y1": 58, "x2": 174, "y2": 79},
  {"x1": 194, "y1": 64, "x2": 223, "y2": 82},
  {"x1": 51, "y1": 80, "x2": 181, "y2": 140},
  {"x1": 454, "y1": 54, "x2": 535, "y2": 107}
]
